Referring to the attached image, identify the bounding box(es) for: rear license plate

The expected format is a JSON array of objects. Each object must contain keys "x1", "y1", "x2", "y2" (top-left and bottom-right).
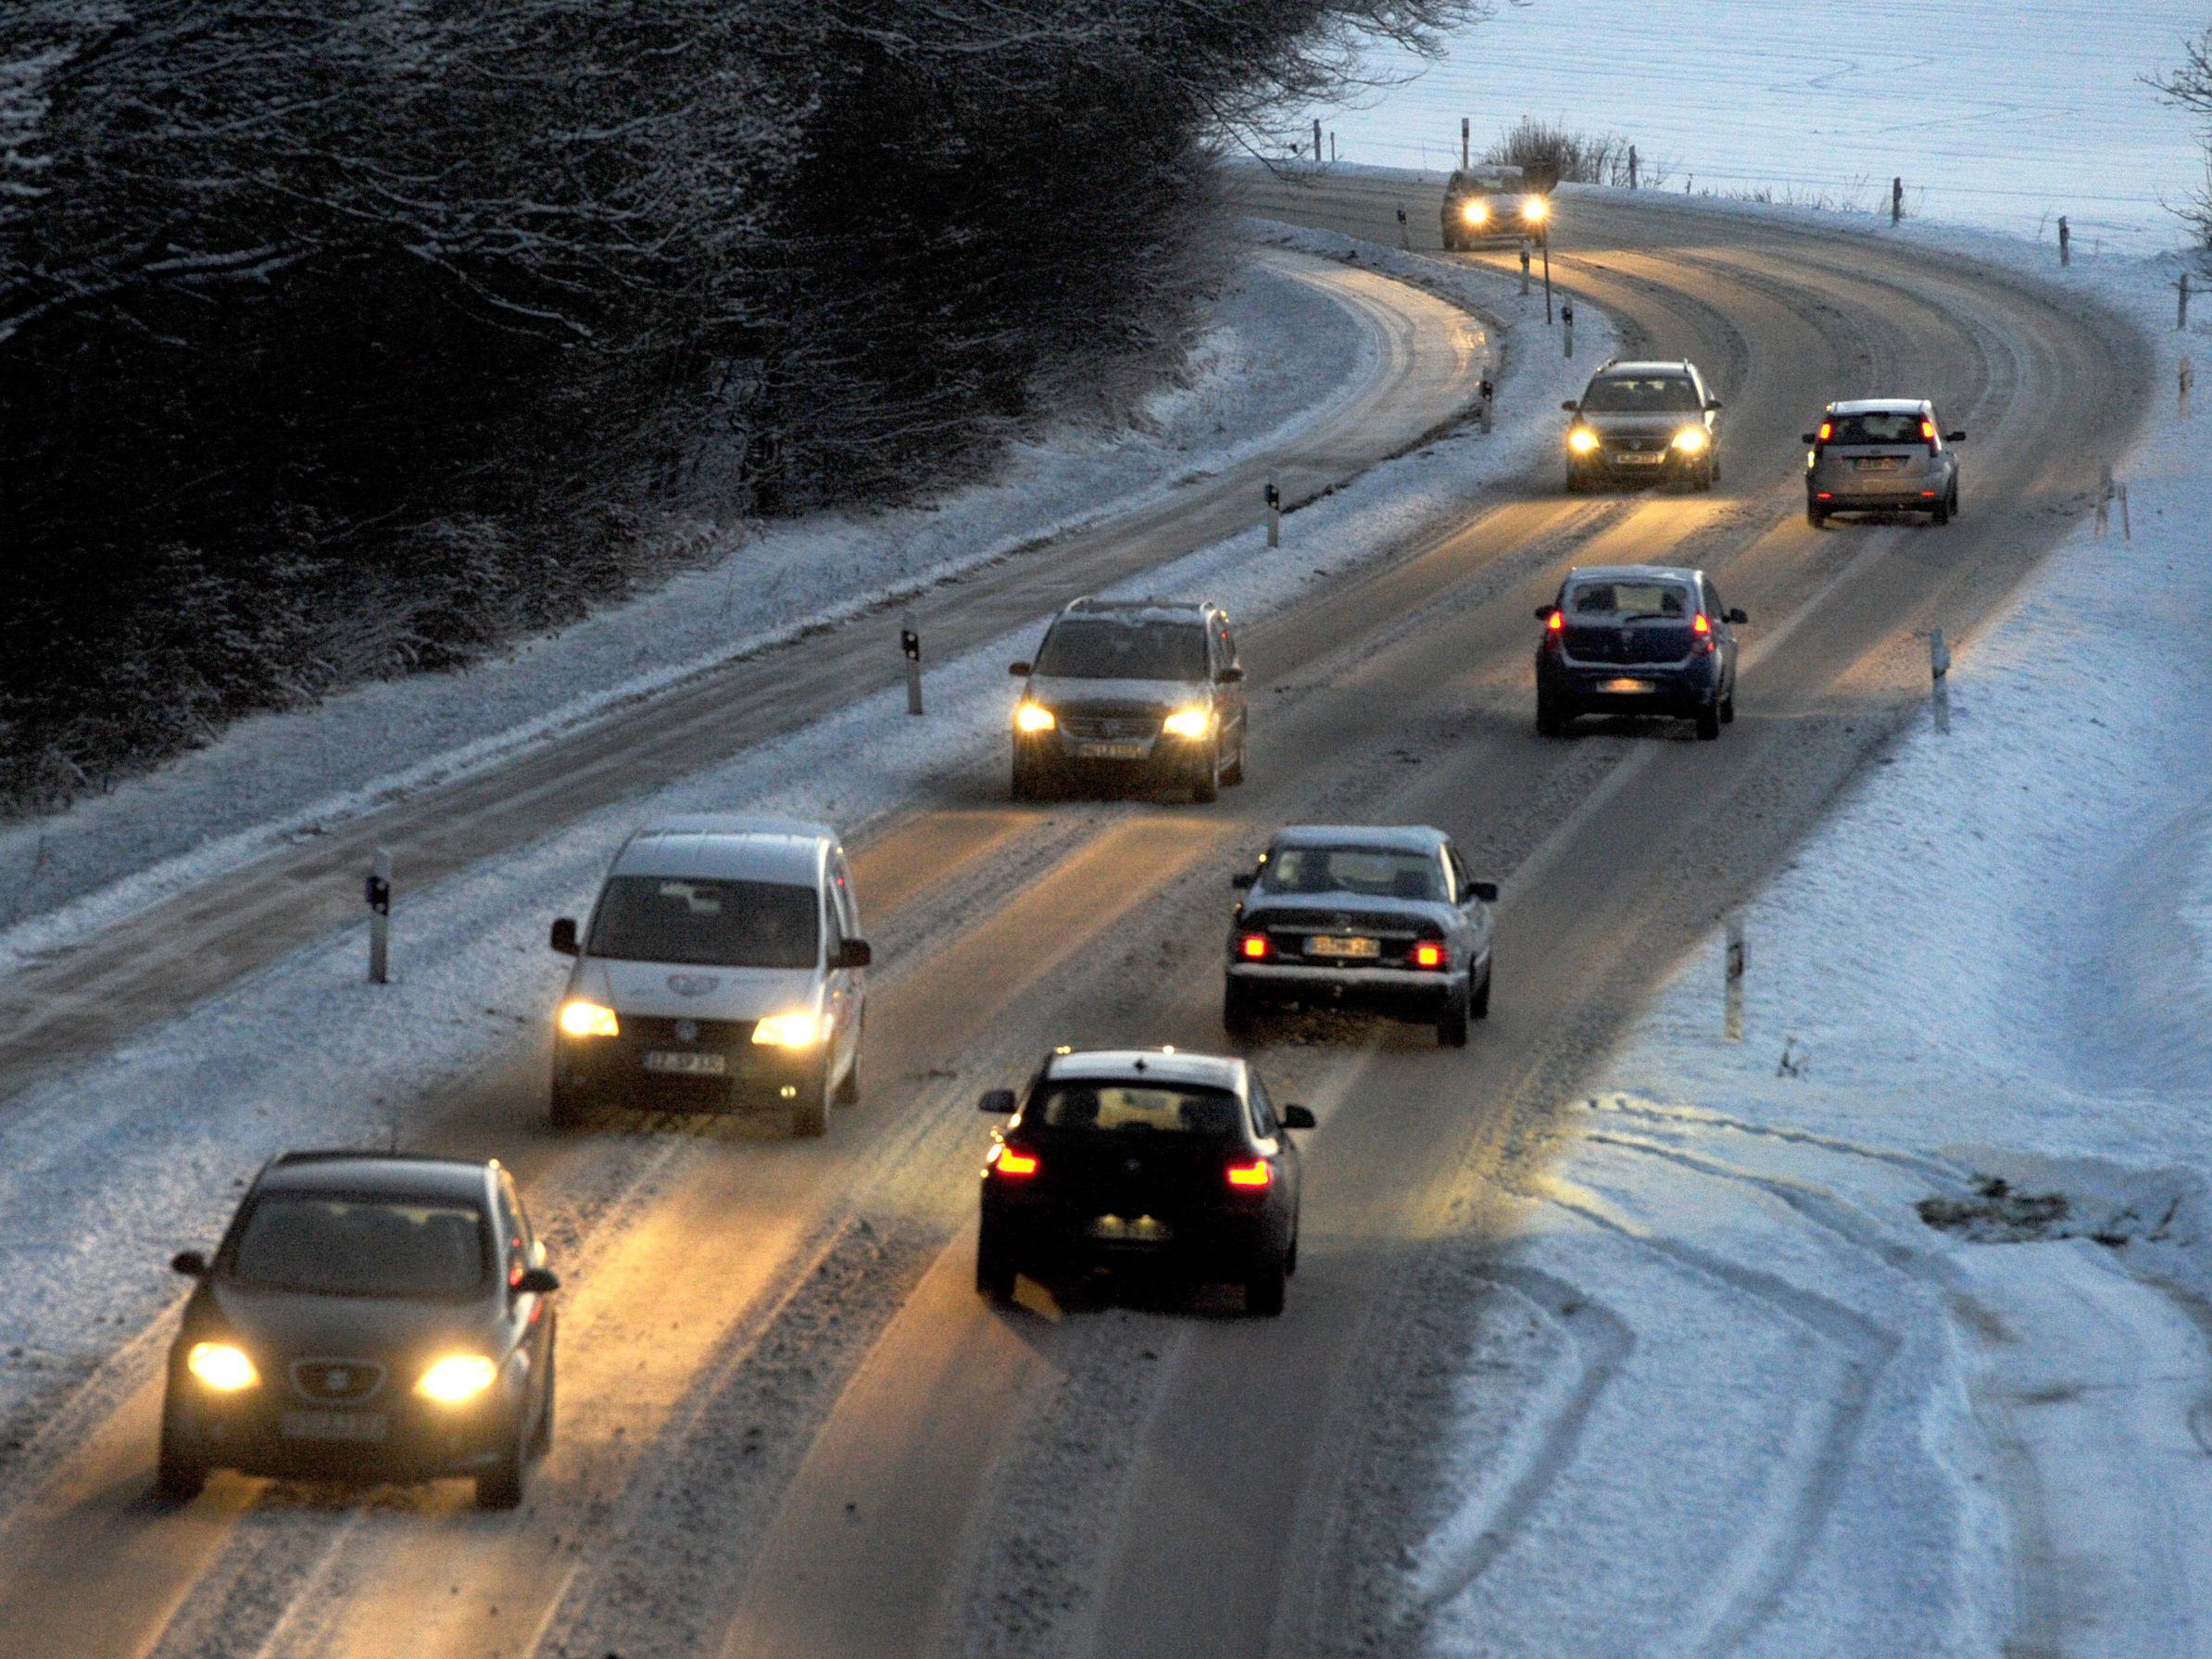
[
  {"x1": 1088, "y1": 1214, "x2": 1174, "y2": 1243},
  {"x1": 282, "y1": 1410, "x2": 388, "y2": 1443},
  {"x1": 1306, "y1": 935, "x2": 1381, "y2": 959},
  {"x1": 1602, "y1": 677, "x2": 1654, "y2": 694},
  {"x1": 1855, "y1": 457, "x2": 1904, "y2": 472},
  {"x1": 1616, "y1": 452, "x2": 1665, "y2": 466},
  {"x1": 1077, "y1": 741, "x2": 1148, "y2": 760},
  {"x1": 643, "y1": 1050, "x2": 727, "y2": 1075}
]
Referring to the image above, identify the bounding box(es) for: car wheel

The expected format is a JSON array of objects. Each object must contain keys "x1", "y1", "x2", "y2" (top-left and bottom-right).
[
  {"x1": 155, "y1": 1402, "x2": 207, "y2": 1502},
  {"x1": 1694, "y1": 459, "x2": 1716, "y2": 492},
  {"x1": 475, "y1": 1424, "x2": 528, "y2": 1510},
  {"x1": 1284, "y1": 1229, "x2": 1300, "y2": 1277},
  {"x1": 1437, "y1": 983, "x2": 1471, "y2": 1048},
  {"x1": 1190, "y1": 746, "x2": 1219, "y2": 805},
  {"x1": 791, "y1": 1071, "x2": 830, "y2": 1138},
  {"x1": 1946, "y1": 480, "x2": 1961, "y2": 522},
  {"x1": 1806, "y1": 501, "x2": 1827, "y2": 529},
  {"x1": 1720, "y1": 691, "x2": 1736, "y2": 724},
  {"x1": 1224, "y1": 978, "x2": 1260, "y2": 1038},
  {"x1": 975, "y1": 1225, "x2": 1018, "y2": 1303},
  {"x1": 1565, "y1": 466, "x2": 1585, "y2": 495},
  {"x1": 548, "y1": 1075, "x2": 586, "y2": 1131},
  {"x1": 1470, "y1": 964, "x2": 1492, "y2": 1020},
  {"x1": 1536, "y1": 687, "x2": 1571, "y2": 737},
  {"x1": 1695, "y1": 703, "x2": 1722, "y2": 741},
  {"x1": 1931, "y1": 489, "x2": 1951, "y2": 526},
  {"x1": 1246, "y1": 1258, "x2": 1288, "y2": 1317},
  {"x1": 528, "y1": 1336, "x2": 556, "y2": 1457},
  {"x1": 1011, "y1": 755, "x2": 1042, "y2": 802},
  {"x1": 1222, "y1": 737, "x2": 1246, "y2": 787}
]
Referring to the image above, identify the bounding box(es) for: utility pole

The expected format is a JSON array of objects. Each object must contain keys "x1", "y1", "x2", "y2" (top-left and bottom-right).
[
  {"x1": 365, "y1": 849, "x2": 392, "y2": 985},
  {"x1": 901, "y1": 613, "x2": 923, "y2": 715},
  {"x1": 1313, "y1": 119, "x2": 1322, "y2": 163}
]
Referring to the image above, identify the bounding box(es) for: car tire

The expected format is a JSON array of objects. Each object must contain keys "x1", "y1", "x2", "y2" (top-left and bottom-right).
[
  {"x1": 1931, "y1": 489, "x2": 1952, "y2": 526},
  {"x1": 1222, "y1": 737, "x2": 1246, "y2": 787},
  {"x1": 1695, "y1": 703, "x2": 1722, "y2": 741},
  {"x1": 1536, "y1": 686, "x2": 1571, "y2": 737},
  {"x1": 155, "y1": 1404, "x2": 207, "y2": 1502},
  {"x1": 548, "y1": 1076, "x2": 586, "y2": 1131},
  {"x1": 1806, "y1": 501, "x2": 1827, "y2": 529},
  {"x1": 528, "y1": 1337, "x2": 556, "y2": 1457},
  {"x1": 1284, "y1": 1229, "x2": 1300, "y2": 1278},
  {"x1": 976, "y1": 1226, "x2": 1018, "y2": 1303},
  {"x1": 1246, "y1": 1258, "x2": 1288, "y2": 1317},
  {"x1": 1565, "y1": 466, "x2": 1585, "y2": 495},
  {"x1": 475, "y1": 1426, "x2": 528, "y2": 1510},
  {"x1": 1012, "y1": 755, "x2": 1043, "y2": 802},
  {"x1": 835, "y1": 1032, "x2": 861, "y2": 1107},
  {"x1": 1719, "y1": 690, "x2": 1736, "y2": 724},
  {"x1": 1471, "y1": 964, "x2": 1492, "y2": 1020},
  {"x1": 1694, "y1": 459, "x2": 1716, "y2": 492},
  {"x1": 1438, "y1": 983, "x2": 1471, "y2": 1048},
  {"x1": 1224, "y1": 978, "x2": 1260, "y2": 1038},
  {"x1": 1190, "y1": 747, "x2": 1219, "y2": 805},
  {"x1": 791, "y1": 1072, "x2": 830, "y2": 1138}
]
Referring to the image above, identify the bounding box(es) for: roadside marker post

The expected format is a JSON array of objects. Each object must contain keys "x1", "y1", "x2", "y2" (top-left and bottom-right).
[
  {"x1": 2181, "y1": 356, "x2": 2193, "y2": 421},
  {"x1": 1930, "y1": 626, "x2": 1952, "y2": 734},
  {"x1": 1264, "y1": 476, "x2": 1282, "y2": 548},
  {"x1": 1313, "y1": 119, "x2": 1322, "y2": 163},
  {"x1": 1479, "y1": 374, "x2": 1495, "y2": 434},
  {"x1": 1461, "y1": 117, "x2": 1470, "y2": 171},
  {"x1": 2118, "y1": 481, "x2": 2131, "y2": 541},
  {"x1": 2058, "y1": 216, "x2": 2070, "y2": 268},
  {"x1": 1562, "y1": 300, "x2": 1575, "y2": 359},
  {"x1": 1724, "y1": 916, "x2": 1746, "y2": 1041},
  {"x1": 2181, "y1": 272, "x2": 2193, "y2": 330},
  {"x1": 1628, "y1": 145, "x2": 1639, "y2": 190},
  {"x1": 1519, "y1": 242, "x2": 1531, "y2": 295},
  {"x1": 365, "y1": 849, "x2": 392, "y2": 986},
  {"x1": 901, "y1": 613, "x2": 924, "y2": 715},
  {"x1": 1892, "y1": 176, "x2": 1904, "y2": 226},
  {"x1": 1397, "y1": 206, "x2": 1409, "y2": 250}
]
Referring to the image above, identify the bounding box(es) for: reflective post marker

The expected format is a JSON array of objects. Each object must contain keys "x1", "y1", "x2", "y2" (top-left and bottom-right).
[
  {"x1": 1519, "y1": 241, "x2": 1531, "y2": 295},
  {"x1": 1397, "y1": 206, "x2": 1409, "y2": 250},
  {"x1": 1264, "y1": 475, "x2": 1282, "y2": 548},
  {"x1": 2058, "y1": 216, "x2": 2070, "y2": 267},
  {"x1": 2181, "y1": 272, "x2": 2193, "y2": 331},
  {"x1": 1628, "y1": 145, "x2": 1639, "y2": 190},
  {"x1": 1724, "y1": 916, "x2": 1745, "y2": 1041},
  {"x1": 1462, "y1": 117, "x2": 1470, "y2": 172},
  {"x1": 901, "y1": 612, "x2": 923, "y2": 715},
  {"x1": 2182, "y1": 356, "x2": 2194, "y2": 421},
  {"x1": 2118, "y1": 481, "x2": 2131, "y2": 541},
  {"x1": 365, "y1": 848, "x2": 392, "y2": 985},
  {"x1": 1479, "y1": 373, "x2": 1495, "y2": 434},
  {"x1": 1930, "y1": 626, "x2": 1952, "y2": 735},
  {"x1": 1892, "y1": 177, "x2": 1904, "y2": 226},
  {"x1": 1562, "y1": 300, "x2": 1575, "y2": 359}
]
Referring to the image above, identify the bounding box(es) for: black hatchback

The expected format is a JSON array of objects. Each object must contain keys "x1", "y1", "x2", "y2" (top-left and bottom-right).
[
  {"x1": 975, "y1": 1049, "x2": 1313, "y2": 1314},
  {"x1": 1535, "y1": 563, "x2": 1746, "y2": 740},
  {"x1": 157, "y1": 1152, "x2": 560, "y2": 1509}
]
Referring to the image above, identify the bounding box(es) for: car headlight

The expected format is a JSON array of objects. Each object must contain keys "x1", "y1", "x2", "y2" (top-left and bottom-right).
[
  {"x1": 1567, "y1": 427, "x2": 1601, "y2": 455},
  {"x1": 559, "y1": 999, "x2": 620, "y2": 1038},
  {"x1": 187, "y1": 1341, "x2": 260, "y2": 1391},
  {"x1": 1522, "y1": 195, "x2": 1550, "y2": 224},
  {"x1": 1014, "y1": 702, "x2": 1056, "y2": 735},
  {"x1": 416, "y1": 1354, "x2": 498, "y2": 1405},
  {"x1": 1462, "y1": 201, "x2": 1489, "y2": 225},
  {"x1": 752, "y1": 1012, "x2": 823, "y2": 1048},
  {"x1": 1672, "y1": 427, "x2": 1710, "y2": 454},
  {"x1": 1161, "y1": 706, "x2": 1213, "y2": 740}
]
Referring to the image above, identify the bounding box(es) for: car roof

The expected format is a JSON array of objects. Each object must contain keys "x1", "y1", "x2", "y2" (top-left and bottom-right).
[
  {"x1": 1268, "y1": 823, "x2": 1449, "y2": 856},
  {"x1": 1042, "y1": 1047, "x2": 1247, "y2": 1094},
  {"x1": 612, "y1": 816, "x2": 833, "y2": 885},
  {"x1": 255, "y1": 1151, "x2": 494, "y2": 1203},
  {"x1": 1826, "y1": 397, "x2": 1930, "y2": 415},
  {"x1": 1061, "y1": 596, "x2": 1214, "y2": 624},
  {"x1": 1596, "y1": 360, "x2": 1698, "y2": 379},
  {"x1": 1563, "y1": 563, "x2": 1700, "y2": 586}
]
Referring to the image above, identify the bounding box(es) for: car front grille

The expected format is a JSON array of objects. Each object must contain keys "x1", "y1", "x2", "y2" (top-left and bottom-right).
[
  {"x1": 1602, "y1": 434, "x2": 1672, "y2": 454},
  {"x1": 290, "y1": 1358, "x2": 388, "y2": 1404},
  {"x1": 619, "y1": 1014, "x2": 757, "y2": 1049},
  {"x1": 1062, "y1": 715, "x2": 1161, "y2": 741}
]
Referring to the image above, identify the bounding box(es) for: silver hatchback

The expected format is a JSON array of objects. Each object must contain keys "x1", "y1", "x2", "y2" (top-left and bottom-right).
[{"x1": 1804, "y1": 398, "x2": 1965, "y2": 527}]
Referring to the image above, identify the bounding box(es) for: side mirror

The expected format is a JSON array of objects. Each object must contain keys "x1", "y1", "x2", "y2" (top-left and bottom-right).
[
  {"x1": 549, "y1": 917, "x2": 579, "y2": 956},
  {"x1": 1705, "y1": 398, "x2": 1724, "y2": 412},
  {"x1": 1008, "y1": 661, "x2": 1032, "y2": 677},
  {"x1": 1560, "y1": 399, "x2": 1580, "y2": 413},
  {"x1": 833, "y1": 938, "x2": 873, "y2": 971},
  {"x1": 1230, "y1": 872, "x2": 1256, "y2": 890},
  {"x1": 513, "y1": 1266, "x2": 560, "y2": 1296},
  {"x1": 1469, "y1": 880, "x2": 1500, "y2": 904},
  {"x1": 1533, "y1": 605, "x2": 1556, "y2": 622},
  {"x1": 1281, "y1": 1104, "x2": 1317, "y2": 1131},
  {"x1": 1800, "y1": 433, "x2": 1816, "y2": 446},
  {"x1": 978, "y1": 1088, "x2": 1017, "y2": 1114},
  {"x1": 171, "y1": 1250, "x2": 209, "y2": 1277},
  {"x1": 1946, "y1": 430, "x2": 1967, "y2": 443},
  {"x1": 1217, "y1": 664, "x2": 1245, "y2": 685},
  {"x1": 1726, "y1": 608, "x2": 1749, "y2": 625}
]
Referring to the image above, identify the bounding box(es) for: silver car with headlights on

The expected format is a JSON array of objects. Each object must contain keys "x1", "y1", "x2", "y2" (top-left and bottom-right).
[
  {"x1": 1224, "y1": 825, "x2": 1497, "y2": 1048},
  {"x1": 1563, "y1": 359, "x2": 1723, "y2": 492},
  {"x1": 547, "y1": 815, "x2": 870, "y2": 1137},
  {"x1": 1009, "y1": 597, "x2": 1249, "y2": 803}
]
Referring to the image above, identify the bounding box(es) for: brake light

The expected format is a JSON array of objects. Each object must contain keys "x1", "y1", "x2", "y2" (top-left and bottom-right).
[
  {"x1": 1691, "y1": 612, "x2": 1715, "y2": 654},
  {"x1": 1225, "y1": 1160, "x2": 1272, "y2": 1189},
  {"x1": 993, "y1": 1147, "x2": 1039, "y2": 1177},
  {"x1": 1545, "y1": 610, "x2": 1564, "y2": 633},
  {"x1": 1816, "y1": 421, "x2": 1832, "y2": 443},
  {"x1": 1413, "y1": 941, "x2": 1445, "y2": 969},
  {"x1": 1920, "y1": 420, "x2": 1937, "y2": 446},
  {"x1": 1239, "y1": 933, "x2": 1270, "y2": 961}
]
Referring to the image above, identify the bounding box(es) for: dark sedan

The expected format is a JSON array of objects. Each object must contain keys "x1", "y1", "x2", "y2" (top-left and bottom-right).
[
  {"x1": 1536, "y1": 563, "x2": 1746, "y2": 740},
  {"x1": 157, "y1": 1152, "x2": 559, "y2": 1509},
  {"x1": 975, "y1": 1049, "x2": 1312, "y2": 1315}
]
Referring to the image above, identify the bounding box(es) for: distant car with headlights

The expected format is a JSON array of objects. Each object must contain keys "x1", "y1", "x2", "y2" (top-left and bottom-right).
[
  {"x1": 547, "y1": 814, "x2": 870, "y2": 1137},
  {"x1": 1224, "y1": 824, "x2": 1497, "y2": 1047},
  {"x1": 157, "y1": 1152, "x2": 559, "y2": 1509},
  {"x1": 1440, "y1": 164, "x2": 1552, "y2": 250},
  {"x1": 1563, "y1": 359, "x2": 1723, "y2": 491},
  {"x1": 975, "y1": 1048, "x2": 1313, "y2": 1314},
  {"x1": 1536, "y1": 563, "x2": 1746, "y2": 740},
  {"x1": 1804, "y1": 397, "x2": 1965, "y2": 526},
  {"x1": 1009, "y1": 597, "x2": 1248, "y2": 803}
]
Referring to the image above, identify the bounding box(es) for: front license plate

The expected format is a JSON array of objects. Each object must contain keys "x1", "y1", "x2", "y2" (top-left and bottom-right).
[
  {"x1": 1617, "y1": 452, "x2": 1665, "y2": 466},
  {"x1": 643, "y1": 1050, "x2": 727, "y2": 1075},
  {"x1": 1602, "y1": 677, "x2": 1654, "y2": 694},
  {"x1": 1306, "y1": 935, "x2": 1381, "y2": 959},
  {"x1": 282, "y1": 1410, "x2": 388, "y2": 1443},
  {"x1": 1856, "y1": 457, "x2": 1904, "y2": 472},
  {"x1": 1089, "y1": 1214, "x2": 1174, "y2": 1243},
  {"x1": 1077, "y1": 741, "x2": 1148, "y2": 760}
]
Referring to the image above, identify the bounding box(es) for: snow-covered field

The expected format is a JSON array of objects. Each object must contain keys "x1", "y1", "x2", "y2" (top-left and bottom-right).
[
  {"x1": 1304, "y1": 0, "x2": 2203, "y2": 255},
  {"x1": 1415, "y1": 201, "x2": 2212, "y2": 1654}
]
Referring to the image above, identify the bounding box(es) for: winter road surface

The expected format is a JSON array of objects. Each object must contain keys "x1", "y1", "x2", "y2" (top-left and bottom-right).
[{"x1": 0, "y1": 179, "x2": 2152, "y2": 1659}]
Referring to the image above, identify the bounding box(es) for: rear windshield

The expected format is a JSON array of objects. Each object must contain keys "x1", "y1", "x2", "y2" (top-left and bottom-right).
[
  {"x1": 1580, "y1": 376, "x2": 1701, "y2": 414},
  {"x1": 1565, "y1": 582, "x2": 1690, "y2": 621},
  {"x1": 1031, "y1": 1082, "x2": 1241, "y2": 1136},
  {"x1": 588, "y1": 876, "x2": 819, "y2": 969},
  {"x1": 230, "y1": 1195, "x2": 488, "y2": 1298},
  {"x1": 1826, "y1": 411, "x2": 1926, "y2": 446},
  {"x1": 1034, "y1": 619, "x2": 1207, "y2": 681},
  {"x1": 1261, "y1": 845, "x2": 1443, "y2": 900}
]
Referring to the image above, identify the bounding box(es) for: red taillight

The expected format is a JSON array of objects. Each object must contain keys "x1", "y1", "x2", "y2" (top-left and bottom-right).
[
  {"x1": 994, "y1": 1147, "x2": 1039, "y2": 1177},
  {"x1": 1920, "y1": 420, "x2": 1937, "y2": 446},
  {"x1": 1816, "y1": 421, "x2": 1832, "y2": 443},
  {"x1": 1225, "y1": 1160, "x2": 1272, "y2": 1189},
  {"x1": 1816, "y1": 492, "x2": 1833, "y2": 500},
  {"x1": 1545, "y1": 610, "x2": 1564, "y2": 633},
  {"x1": 1239, "y1": 933, "x2": 1270, "y2": 961},
  {"x1": 1413, "y1": 941, "x2": 1445, "y2": 969},
  {"x1": 1691, "y1": 612, "x2": 1715, "y2": 654}
]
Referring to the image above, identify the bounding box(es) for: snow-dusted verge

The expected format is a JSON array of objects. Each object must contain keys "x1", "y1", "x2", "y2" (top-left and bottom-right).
[
  {"x1": 0, "y1": 255, "x2": 1369, "y2": 959},
  {"x1": 1415, "y1": 210, "x2": 2212, "y2": 1653},
  {"x1": 0, "y1": 231, "x2": 1611, "y2": 1476}
]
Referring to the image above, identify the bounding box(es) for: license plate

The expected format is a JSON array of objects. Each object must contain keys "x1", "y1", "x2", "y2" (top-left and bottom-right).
[
  {"x1": 282, "y1": 1410, "x2": 388, "y2": 1443},
  {"x1": 1617, "y1": 452, "x2": 1665, "y2": 466},
  {"x1": 1602, "y1": 677, "x2": 1654, "y2": 694},
  {"x1": 1306, "y1": 935, "x2": 1381, "y2": 959},
  {"x1": 1855, "y1": 457, "x2": 1904, "y2": 472},
  {"x1": 643, "y1": 1050, "x2": 727, "y2": 1075},
  {"x1": 1089, "y1": 1214, "x2": 1174, "y2": 1242},
  {"x1": 1077, "y1": 741, "x2": 1148, "y2": 760}
]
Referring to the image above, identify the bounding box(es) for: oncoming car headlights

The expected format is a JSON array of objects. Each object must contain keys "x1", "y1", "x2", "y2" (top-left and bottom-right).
[
  {"x1": 559, "y1": 999, "x2": 620, "y2": 1038},
  {"x1": 415, "y1": 1353, "x2": 498, "y2": 1405},
  {"x1": 1461, "y1": 200, "x2": 1489, "y2": 225},
  {"x1": 187, "y1": 1341, "x2": 260, "y2": 1391},
  {"x1": 1161, "y1": 706, "x2": 1214, "y2": 740},
  {"x1": 1521, "y1": 195, "x2": 1550, "y2": 225},
  {"x1": 752, "y1": 1012, "x2": 823, "y2": 1049},
  {"x1": 1672, "y1": 427, "x2": 1711, "y2": 455},
  {"x1": 1566, "y1": 427, "x2": 1601, "y2": 455},
  {"x1": 1013, "y1": 702, "x2": 1056, "y2": 735}
]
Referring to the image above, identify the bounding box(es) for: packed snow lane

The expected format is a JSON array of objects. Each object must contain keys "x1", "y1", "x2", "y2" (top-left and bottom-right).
[{"x1": 0, "y1": 176, "x2": 2153, "y2": 1659}]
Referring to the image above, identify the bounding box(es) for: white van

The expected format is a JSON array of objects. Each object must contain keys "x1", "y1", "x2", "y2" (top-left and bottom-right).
[{"x1": 547, "y1": 815, "x2": 870, "y2": 1137}]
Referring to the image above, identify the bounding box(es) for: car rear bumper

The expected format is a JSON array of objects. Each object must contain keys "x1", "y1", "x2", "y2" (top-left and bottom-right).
[
  {"x1": 1540, "y1": 655, "x2": 1719, "y2": 711},
  {"x1": 983, "y1": 1200, "x2": 1287, "y2": 1276},
  {"x1": 1227, "y1": 962, "x2": 1463, "y2": 1013},
  {"x1": 1811, "y1": 487, "x2": 1946, "y2": 511}
]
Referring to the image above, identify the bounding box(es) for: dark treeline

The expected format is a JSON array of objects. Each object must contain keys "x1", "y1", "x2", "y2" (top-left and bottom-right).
[{"x1": 0, "y1": 1, "x2": 1477, "y2": 811}]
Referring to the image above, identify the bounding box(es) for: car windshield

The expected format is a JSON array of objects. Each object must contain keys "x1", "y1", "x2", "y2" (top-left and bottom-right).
[
  {"x1": 230, "y1": 1195, "x2": 489, "y2": 1298},
  {"x1": 1031, "y1": 1082, "x2": 1241, "y2": 1136},
  {"x1": 1580, "y1": 376, "x2": 1701, "y2": 413},
  {"x1": 1034, "y1": 619, "x2": 1208, "y2": 681},
  {"x1": 1828, "y1": 410, "x2": 1926, "y2": 445},
  {"x1": 1261, "y1": 846, "x2": 1444, "y2": 900},
  {"x1": 1566, "y1": 582, "x2": 1691, "y2": 620},
  {"x1": 587, "y1": 876, "x2": 819, "y2": 968}
]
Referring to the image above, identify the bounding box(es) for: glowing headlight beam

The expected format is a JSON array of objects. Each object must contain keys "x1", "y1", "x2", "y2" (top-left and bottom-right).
[
  {"x1": 559, "y1": 999, "x2": 620, "y2": 1038},
  {"x1": 1013, "y1": 703, "x2": 1056, "y2": 734},
  {"x1": 752, "y1": 1012, "x2": 824, "y2": 1048},
  {"x1": 1161, "y1": 706, "x2": 1214, "y2": 740},
  {"x1": 416, "y1": 1354, "x2": 498, "y2": 1404},
  {"x1": 1462, "y1": 201, "x2": 1489, "y2": 225},
  {"x1": 1521, "y1": 195, "x2": 1551, "y2": 224},
  {"x1": 1567, "y1": 428, "x2": 1601, "y2": 455},
  {"x1": 187, "y1": 1341, "x2": 260, "y2": 1391},
  {"x1": 1672, "y1": 427, "x2": 1710, "y2": 454}
]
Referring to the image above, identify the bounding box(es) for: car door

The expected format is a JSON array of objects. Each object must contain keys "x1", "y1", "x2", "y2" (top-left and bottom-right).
[
  {"x1": 494, "y1": 1174, "x2": 549, "y2": 1396},
  {"x1": 1445, "y1": 842, "x2": 1492, "y2": 974},
  {"x1": 1247, "y1": 1072, "x2": 1300, "y2": 1216},
  {"x1": 1701, "y1": 575, "x2": 1739, "y2": 693},
  {"x1": 1213, "y1": 615, "x2": 1247, "y2": 755},
  {"x1": 827, "y1": 851, "x2": 864, "y2": 1075}
]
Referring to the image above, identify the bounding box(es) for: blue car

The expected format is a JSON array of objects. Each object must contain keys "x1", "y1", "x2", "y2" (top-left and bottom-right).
[{"x1": 1535, "y1": 563, "x2": 1746, "y2": 741}]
